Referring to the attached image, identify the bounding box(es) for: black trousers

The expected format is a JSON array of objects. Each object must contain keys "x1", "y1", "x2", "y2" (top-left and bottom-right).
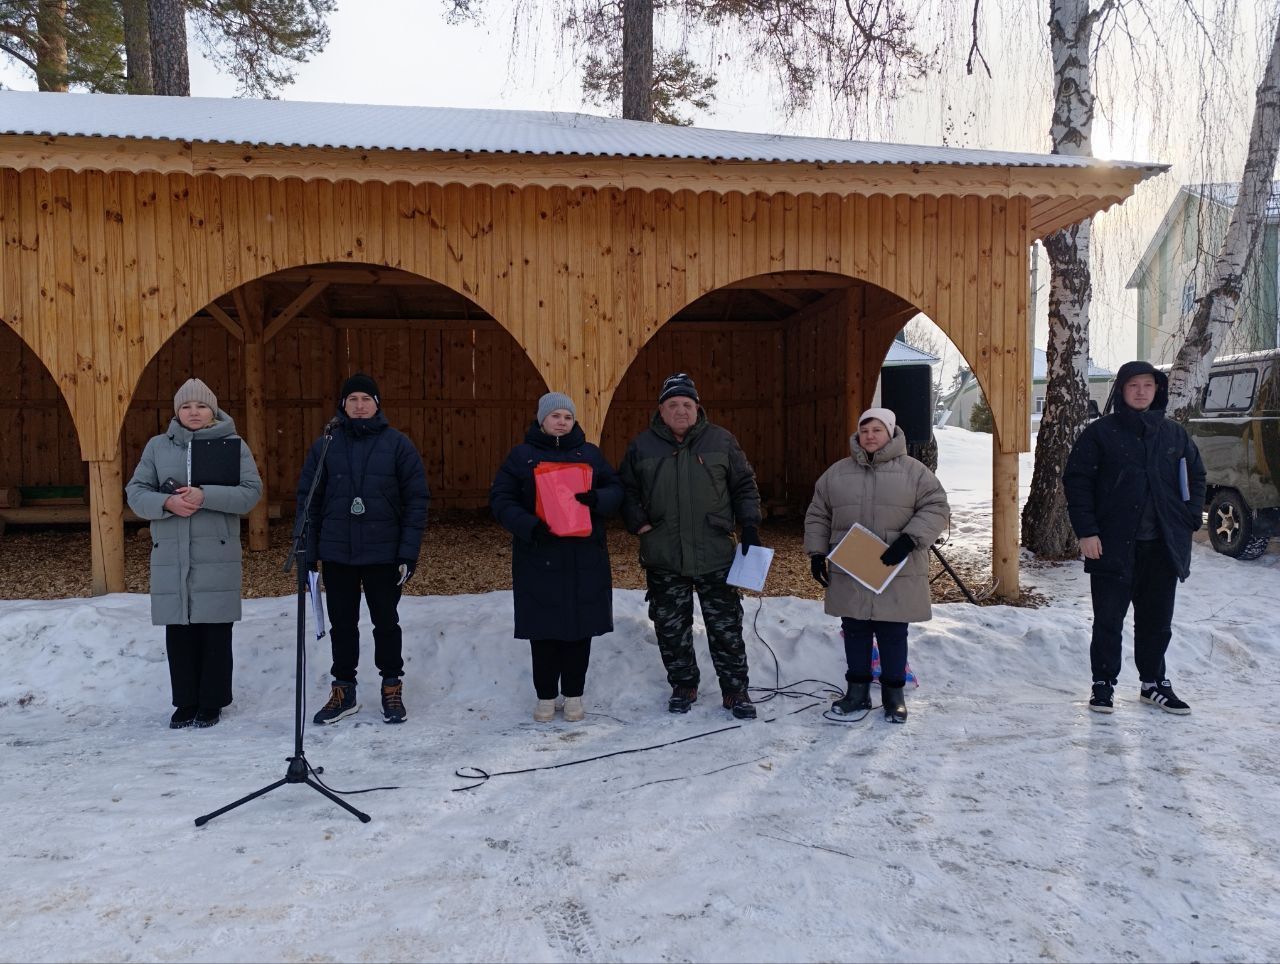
[
  {"x1": 322, "y1": 561, "x2": 404, "y2": 683},
  {"x1": 841, "y1": 618, "x2": 909, "y2": 686},
  {"x1": 530, "y1": 638, "x2": 592, "y2": 700},
  {"x1": 1090, "y1": 539, "x2": 1179, "y2": 684},
  {"x1": 166, "y1": 623, "x2": 233, "y2": 710}
]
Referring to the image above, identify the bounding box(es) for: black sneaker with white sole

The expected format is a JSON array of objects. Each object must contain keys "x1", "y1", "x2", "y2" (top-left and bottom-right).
[
  {"x1": 1140, "y1": 679, "x2": 1190, "y2": 715},
  {"x1": 1089, "y1": 680, "x2": 1114, "y2": 714},
  {"x1": 313, "y1": 680, "x2": 360, "y2": 725}
]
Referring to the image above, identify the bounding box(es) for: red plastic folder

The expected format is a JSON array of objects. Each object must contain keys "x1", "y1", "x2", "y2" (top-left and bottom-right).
[{"x1": 534, "y1": 462, "x2": 593, "y2": 537}]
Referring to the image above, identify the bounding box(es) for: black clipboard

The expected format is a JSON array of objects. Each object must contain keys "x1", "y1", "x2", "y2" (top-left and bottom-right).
[{"x1": 191, "y1": 438, "x2": 241, "y2": 486}]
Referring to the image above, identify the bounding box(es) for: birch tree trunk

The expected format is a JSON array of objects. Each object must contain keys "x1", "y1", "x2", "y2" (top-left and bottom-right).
[
  {"x1": 1021, "y1": 0, "x2": 1105, "y2": 559},
  {"x1": 149, "y1": 0, "x2": 190, "y2": 96},
  {"x1": 34, "y1": 0, "x2": 68, "y2": 92},
  {"x1": 123, "y1": 0, "x2": 154, "y2": 94},
  {"x1": 1166, "y1": 17, "x2": 1280, "y2": 420},
  {"x1": 622, "y1": 0, "x2": 654, "y2": 121}
]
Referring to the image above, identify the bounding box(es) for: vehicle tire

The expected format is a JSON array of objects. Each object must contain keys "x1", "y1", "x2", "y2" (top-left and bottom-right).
[{"x1": 1207, "y1": 490, "x2": 1263, "y2": 559}]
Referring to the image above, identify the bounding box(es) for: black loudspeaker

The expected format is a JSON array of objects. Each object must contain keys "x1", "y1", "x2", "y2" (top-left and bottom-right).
[{"x1": 879, "y1": 365, "x2": 934, "y2": 444}]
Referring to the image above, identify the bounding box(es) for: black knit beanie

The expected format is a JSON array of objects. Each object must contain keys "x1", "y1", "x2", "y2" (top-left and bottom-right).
[{"x1": 340, "y1": 372, "x2": 381, "y2": 408}]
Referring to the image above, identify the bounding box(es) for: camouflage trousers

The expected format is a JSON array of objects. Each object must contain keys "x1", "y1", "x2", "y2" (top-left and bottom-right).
[{"x1": 645, "y1": 567, "x2": 749, "y2": 695}]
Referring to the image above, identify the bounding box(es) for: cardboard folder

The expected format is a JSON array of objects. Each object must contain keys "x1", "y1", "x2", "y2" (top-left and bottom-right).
[{"x1": 826, "y1": 523, "x2": 908, "y2": 595}]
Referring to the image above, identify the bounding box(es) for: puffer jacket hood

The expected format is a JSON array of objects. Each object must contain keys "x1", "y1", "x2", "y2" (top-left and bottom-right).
[{"x1": 1104, "y1": 360, "x2": 1168, "y2": 414}]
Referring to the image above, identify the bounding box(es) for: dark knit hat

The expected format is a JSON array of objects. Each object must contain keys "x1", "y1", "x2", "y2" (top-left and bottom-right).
[
  {"x1": 340, "y1": 372, "x2": 380, "y2": 408},
  {"x1": 658, "y1": 372, "x2": 699, "y2": 405}
]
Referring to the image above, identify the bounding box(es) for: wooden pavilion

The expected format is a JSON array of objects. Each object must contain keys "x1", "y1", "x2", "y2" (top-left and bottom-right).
[{"x1": 0, "y1": 92, "x2": 1164, "y2": 598}]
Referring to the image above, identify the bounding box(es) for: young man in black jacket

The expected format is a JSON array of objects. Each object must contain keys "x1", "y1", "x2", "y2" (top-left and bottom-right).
[
  {"x1": 295, "y1": 373, "x2": 429, "y2": 725},
  {"x1": 1063, "y1": 361, "x2": 1206, "y2": 715}
]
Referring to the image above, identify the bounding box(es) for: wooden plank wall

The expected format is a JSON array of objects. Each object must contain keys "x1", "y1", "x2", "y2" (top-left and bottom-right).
[
  {"x1": 784, "y1": 293, "x2": 856, "y2": 500},
  {"x1": 0, "y1": 173, "x2": 1032, "y2": 467},
  {"x1": 0, "y1": 321, "x2": 82, "y2": 488}
]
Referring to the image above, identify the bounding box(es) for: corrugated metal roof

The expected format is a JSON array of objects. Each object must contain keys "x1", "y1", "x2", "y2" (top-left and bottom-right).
[{"x1": 0, "y1": 90, "x2": 1165, "y2": 175}]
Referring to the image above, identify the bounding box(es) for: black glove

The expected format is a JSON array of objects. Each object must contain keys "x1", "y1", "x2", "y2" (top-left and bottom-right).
[
  {"x1": 810, "y1": 554, "x2": 829, "y2": 588},
  {"x1": 396, "y1": 559, "x2": 416, "y2": 587},
  {"x1": 739, "y1": 525, "x2": 760, "y2": 556},
  {"x1": 531, "y1": 520, "x2": 553, "y2": 543},
  {"x1": 879, "y1": 534, "x2": 915, "y2": 567},
  {"x1": 574, "y1": 489, "x2": 598, "y2": 508}
]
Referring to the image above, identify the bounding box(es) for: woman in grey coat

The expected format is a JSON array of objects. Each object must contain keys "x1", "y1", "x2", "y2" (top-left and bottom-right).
[
  {"x1": 126, "y1": 378, "x2": 262, "y2": 729},
  {"x1": 805, "y1": 407, "x2": 949, "y2": 723}
]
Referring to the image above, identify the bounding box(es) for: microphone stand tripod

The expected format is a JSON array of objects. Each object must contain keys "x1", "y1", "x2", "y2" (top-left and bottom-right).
[{"x1": 195, "y1": 422, "x2": 370, "y2": 826}]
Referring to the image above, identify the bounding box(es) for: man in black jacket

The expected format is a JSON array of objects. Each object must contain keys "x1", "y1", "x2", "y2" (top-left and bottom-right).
[
  {"x1": 1063, "y1": 360, "x2": 1206, "y2": 715},
  {"x1": 295, "y1": 373, "x2": 429, "y2": 726}
]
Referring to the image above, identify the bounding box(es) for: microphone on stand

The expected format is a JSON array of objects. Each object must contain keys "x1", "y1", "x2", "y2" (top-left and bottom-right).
[{"x1": 323, "y1": 415, "x2": 342, "y2": 438}]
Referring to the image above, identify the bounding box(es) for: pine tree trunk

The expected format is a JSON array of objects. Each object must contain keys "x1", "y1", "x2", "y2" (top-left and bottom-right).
[
  {"x1": 34, "y1": 0, "x2": 68, "y2": 92},
  {"x1": 123, "y1": 0, "x2": 155, "y2": 94},
  {"x1": 1166, "y1": 17, "x2": 1280, "y2": 420},
  {"x1": 622, "y1": 0, "x2": 654, "y2": 121},
  {"x1": 149, "y1": 0, "x2": 190, "y2": 96},
  {"x1": 1021, "y1": 0, "x2": 1099, "y2": 559}
]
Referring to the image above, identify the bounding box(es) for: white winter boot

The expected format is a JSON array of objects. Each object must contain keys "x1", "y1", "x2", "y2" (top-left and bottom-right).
[
  {"x1": 562, "y1": 696, "x2": 585, "y2": 722},
  {"x1": 533, "y1": 699, "x2": 556, "y2": 722}
]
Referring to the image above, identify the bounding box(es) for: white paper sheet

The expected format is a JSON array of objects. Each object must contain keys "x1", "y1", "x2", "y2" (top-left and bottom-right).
[
  {"x1": 308, "y1": 570, "x2": 327, "y2": 640},
  {"x1": 726, "y1": 544, "x2": 775, "y2": 592}
]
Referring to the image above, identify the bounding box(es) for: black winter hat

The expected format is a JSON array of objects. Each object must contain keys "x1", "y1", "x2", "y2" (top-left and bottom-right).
[
  {"x1": 1103, "y1": 360, "x2": 1168, "y2": 414},
  {"x1": 340, "y1": 372, "x2": 381, "y2": 408},
  {"x1": 658, "y1": 372, "x2": 699, "y2": 405}
]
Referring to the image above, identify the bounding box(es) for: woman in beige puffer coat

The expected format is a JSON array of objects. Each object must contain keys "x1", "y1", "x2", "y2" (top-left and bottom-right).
[{"x1": 804, "y1": 408, "x2": 949, "y2": 723}]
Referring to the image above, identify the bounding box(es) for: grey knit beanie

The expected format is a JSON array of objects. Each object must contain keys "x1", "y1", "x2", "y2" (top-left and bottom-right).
[
  {"x1": 173, "y1": 378, "x2": 218, "y2": 414},
  {"x1": 537, "y1": 392, "x2": 577, "y2": 425}
]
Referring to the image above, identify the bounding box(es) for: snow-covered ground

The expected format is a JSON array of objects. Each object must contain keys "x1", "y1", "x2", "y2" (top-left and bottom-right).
[{"x1": 2, "y1": 427, "x2": 1277, "y2": 963}]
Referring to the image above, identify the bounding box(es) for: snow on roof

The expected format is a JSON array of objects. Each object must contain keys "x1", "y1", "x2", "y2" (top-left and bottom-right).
[
  {"x1": 1033, "y1": 348, "x2": 1111, "y2": 379},
  {"x1": 1186, "y1": 181, "x2": 1280, "y2": 220},
  {"x1": 0, "y1": 91, "x2": 1166, "y2": 175},
  {"x1": 884, "y1": 339, "x2": 941, "y2": 366},
  {"x1": 1126, "y1": 181, "x2": 1280, "y2": 288}
]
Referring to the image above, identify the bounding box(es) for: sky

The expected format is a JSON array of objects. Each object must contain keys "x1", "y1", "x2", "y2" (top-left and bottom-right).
[
  {"x1": 2, "y1": 425, "x2": 1278, "y2": 962},
  {"x1": 1, "y1": 0, "x2": 1277, "y2": 374}
]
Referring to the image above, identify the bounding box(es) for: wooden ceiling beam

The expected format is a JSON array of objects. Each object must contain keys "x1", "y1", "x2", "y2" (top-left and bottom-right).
[
  {"x1": 203, "y1": 301, "x2": 244, "y2": 341},
  {"x1": 263, "y1": 281, "x2": 329, "y2": 342}
]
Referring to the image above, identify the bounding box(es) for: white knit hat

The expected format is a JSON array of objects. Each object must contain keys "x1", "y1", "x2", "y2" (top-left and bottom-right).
[
  {"x1": 174, "y1": 378, "x2": 218, "y2": 414},
  {"x1": 857, "y1": 407, "x2": 897, "y2": 437}
]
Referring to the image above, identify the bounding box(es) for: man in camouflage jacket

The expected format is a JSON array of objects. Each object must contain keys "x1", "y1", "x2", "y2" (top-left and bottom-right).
[{"x1": 620, "y1": 373, "x2": 762, "y2": 720}]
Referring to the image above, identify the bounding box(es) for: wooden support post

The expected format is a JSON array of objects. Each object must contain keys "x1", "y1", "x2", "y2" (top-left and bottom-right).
[
  {"x1": 236, "y1": 282, "x2": 269, "y2": 551},
  {"x1": 89, "y1": 452, "x2": 126, "y2": 595},
  {"x1": 992, "y1": 436, "x2": 1020, "y2": 600},
  {"x1": 243, "y1": 338, "x2": 269, "y2": 550},
  {"x1": 844, "y1": 289, "x2": 867, "y2": 440}
]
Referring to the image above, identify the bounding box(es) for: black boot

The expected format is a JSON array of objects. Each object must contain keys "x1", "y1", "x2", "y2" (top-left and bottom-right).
[
  {"x1": 831, "y1": 674, "x2": 872, "y2": 715},
  {"x1": 881, "y1": 681, "x2": 908, "y2": 723}
]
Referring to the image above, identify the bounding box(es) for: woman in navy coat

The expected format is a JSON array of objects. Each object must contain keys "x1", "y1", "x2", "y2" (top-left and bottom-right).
[{"x1": 490, "y1": 392, "x2": 622, "y2": 722}]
